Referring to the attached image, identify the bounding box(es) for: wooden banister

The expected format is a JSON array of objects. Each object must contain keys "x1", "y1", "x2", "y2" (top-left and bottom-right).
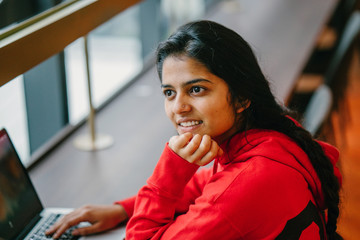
[{"x1": 0, "y1": 0, "x2": 142, "y2": 87}]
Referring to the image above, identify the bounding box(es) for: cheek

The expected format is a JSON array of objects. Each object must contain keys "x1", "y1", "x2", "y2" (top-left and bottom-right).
[
  {"x1": 164, "y1": 101, "x2": 173, "y2": 120},
  {"x1": 209, "y1": 102, "x2": 236, "y2": 127},
  {"x1": 208, "y1": 96, "x2": 233, "y2": 116},
  {"x1": 214, "y1": 110, "x2": 235, "y2": 124}
]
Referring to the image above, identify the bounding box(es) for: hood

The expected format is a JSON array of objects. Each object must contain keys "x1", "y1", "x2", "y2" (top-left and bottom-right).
[{"x1": 217, "y1": 128, "x2": 341, "y2": 210}]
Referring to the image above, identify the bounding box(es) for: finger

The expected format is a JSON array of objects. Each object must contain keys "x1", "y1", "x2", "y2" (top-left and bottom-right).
[
  {"x1": 218, "y1": 147, "x2": 224, "y2": 156},
  {"x1": 51, "y1": 215, "x2": 87, "y2": 239},
  {"x1": 169, "y1": 133, "x2": 192, "y2": 151},
  {"x1": 46, "y1": 210, "x2": 83, "y2": 235},
  {"x1": 52, "y1": 222, "x2": 73, "y2": 239},
  {"x1": 168, "y1": 135, "x2": 179, "y2": 149},
  {"x1": 45, "y1": 225, "x2": 57, "y2": 235},
  {"x1": 45, "y1": 218, "x2": 66, "y2": 235},
  {"x1": 178, "y1": 132, "x2": 193, "y2": 147},
  {"x1": 184, "y1": 134, "x2": 202, "y2": 155},
  {"x1": 197, "y1": 140, "x2": 220, "y2": 166},
  {"x1": 71, "y1": 222, "x2": 102, "y2": 236},
  {"x1": 189, "y1": 135, "x2": 212, "y2": 163},
  {"x1": 46, "y1": 214, "x2": 76, "y2": 235}
]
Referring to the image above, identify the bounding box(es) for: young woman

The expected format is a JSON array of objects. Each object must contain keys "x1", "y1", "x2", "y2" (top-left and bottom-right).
[{"x1": 47, "y1": 20, "x2": 343, "y2": 239}]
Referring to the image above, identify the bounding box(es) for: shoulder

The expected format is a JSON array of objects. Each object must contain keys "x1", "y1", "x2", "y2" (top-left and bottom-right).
[
  {"x1": 201, "y1": 157, "x2": 315, "y2": 237},
  {"x1": 210, "y1": 156, "x2": 310, "y2": 203}
]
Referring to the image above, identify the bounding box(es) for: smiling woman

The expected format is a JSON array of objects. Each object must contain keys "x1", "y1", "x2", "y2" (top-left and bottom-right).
[
  {"x1": 128, "y1": 20, "x2": 343, "y2": 240},
  {"x1": 46, "y1": 20, "x2": 343, "y2": 240},
  {"x1": 161, "y1": 56, "x2": 241, "y2": 144}
]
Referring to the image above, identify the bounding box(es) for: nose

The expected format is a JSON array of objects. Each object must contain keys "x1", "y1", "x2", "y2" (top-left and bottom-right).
[{"x1": 173, "y1": 95, "x2": 191, "y2": 114}]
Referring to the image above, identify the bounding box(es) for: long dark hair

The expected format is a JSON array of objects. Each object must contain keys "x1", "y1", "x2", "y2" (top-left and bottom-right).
[{"x1": 156, "y1": 20, "x2": 342, "y2": 240}]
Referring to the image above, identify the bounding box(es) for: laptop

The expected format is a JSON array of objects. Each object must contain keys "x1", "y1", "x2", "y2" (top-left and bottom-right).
[{"x1": 0, "y1": 128, "x2": 125, "y2": 240}]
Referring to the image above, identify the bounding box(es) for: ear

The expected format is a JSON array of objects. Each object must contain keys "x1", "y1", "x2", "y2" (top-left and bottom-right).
[{"x1": 236, "y1": 99, "x2": 251, "y2": 114}]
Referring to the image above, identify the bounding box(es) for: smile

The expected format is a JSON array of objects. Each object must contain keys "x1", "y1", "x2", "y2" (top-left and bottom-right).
[{"x1": 179, "y1": 120, "x2": 203, "y2": 127}]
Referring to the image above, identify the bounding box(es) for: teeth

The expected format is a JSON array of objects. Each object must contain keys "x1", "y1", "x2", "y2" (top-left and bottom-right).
[{"x1": 180, "y1": 121, "x2": 201, "y2": 127}]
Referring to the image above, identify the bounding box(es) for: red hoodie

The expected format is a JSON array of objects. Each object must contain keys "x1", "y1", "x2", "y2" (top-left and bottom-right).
[{"x1": 117, "y1": 129, "x2": 341, "y2": 239}]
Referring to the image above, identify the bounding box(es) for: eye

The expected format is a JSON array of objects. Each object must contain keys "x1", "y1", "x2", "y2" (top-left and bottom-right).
[
  {"x1": 190, "y1": 86, "x2": 205, "y2": 94},
  {"x1": 163, "y1": 89, "x2": 175, "y2": 98}
]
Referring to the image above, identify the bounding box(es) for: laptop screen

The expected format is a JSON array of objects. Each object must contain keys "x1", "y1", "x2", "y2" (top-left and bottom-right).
[{"x1": 0, "y1": 129, "x2": 43, "y2": 240}]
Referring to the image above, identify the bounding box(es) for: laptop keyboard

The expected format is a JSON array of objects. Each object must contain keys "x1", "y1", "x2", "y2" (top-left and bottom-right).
[{"x1": 28, "y1": 213, "x2": 80, "y2": 240}]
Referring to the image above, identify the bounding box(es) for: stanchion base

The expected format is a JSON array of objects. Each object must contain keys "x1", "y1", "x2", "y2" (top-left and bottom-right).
[{"x1": 74, "y1": 134, "x2": 114, "y2": 151}]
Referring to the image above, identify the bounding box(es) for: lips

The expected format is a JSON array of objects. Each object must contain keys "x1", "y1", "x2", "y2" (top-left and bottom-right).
[{"x1": 179, "y1": 120, "x2": 203, "y2": 127}]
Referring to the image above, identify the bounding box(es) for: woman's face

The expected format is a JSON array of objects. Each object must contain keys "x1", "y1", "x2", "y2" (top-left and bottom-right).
[{"x1": 161, "y1": 56, "x2": 241, "y2": 144}]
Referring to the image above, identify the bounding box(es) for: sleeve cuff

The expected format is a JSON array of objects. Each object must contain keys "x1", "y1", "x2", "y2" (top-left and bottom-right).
[
  {"x1": 114, "y1": 195, "x2": 136, "y2": 218},
  {"x1": 147, "y1": 143, "x2": 200, "y2": 198}
]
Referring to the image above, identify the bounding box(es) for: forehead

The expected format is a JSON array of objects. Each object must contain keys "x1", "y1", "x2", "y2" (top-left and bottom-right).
[
  {"x1": 163, "y1": 55, "x2": 207, "y2": 71},
  {"x1": 162, "y1": 56, "x2": 215, "y2": 84}
]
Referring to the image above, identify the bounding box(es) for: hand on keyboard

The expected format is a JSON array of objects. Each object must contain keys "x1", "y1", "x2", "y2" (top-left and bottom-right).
[
  {"x1": 45, "y1": 204, "x2": 128, "y2": 239},
  {"x1": 29, "y1": 213, "x2": 80, "y2": 240}
]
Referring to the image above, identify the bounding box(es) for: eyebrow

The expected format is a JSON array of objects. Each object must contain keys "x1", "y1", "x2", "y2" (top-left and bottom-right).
[{"x1": 161, "y1": 78, "x2": 213, "y2": 88}]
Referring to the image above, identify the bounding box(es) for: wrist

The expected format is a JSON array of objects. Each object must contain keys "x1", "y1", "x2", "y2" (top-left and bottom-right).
[
  {"x1": 113, "y1": 203, "x2": 129, "y2": 223},
  {"x1": 147, "y1": 144, "x2": 199, "y2": 198}
]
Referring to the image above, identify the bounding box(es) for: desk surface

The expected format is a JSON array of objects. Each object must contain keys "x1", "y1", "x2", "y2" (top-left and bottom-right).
[{"x1": 29, "y1": 0, "x2": 338, "y2": 208}]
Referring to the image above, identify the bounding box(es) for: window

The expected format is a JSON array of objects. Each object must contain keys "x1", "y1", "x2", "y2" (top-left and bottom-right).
[
  {"x1": 0, "y1": 76, "x2": 30, "y2": 165},
  {"x1": 65, "y1": 6, "x2": 142, "y2": 124},
  {"x1": 0, "y1": 0, "x2": 214, "y2": 167}
]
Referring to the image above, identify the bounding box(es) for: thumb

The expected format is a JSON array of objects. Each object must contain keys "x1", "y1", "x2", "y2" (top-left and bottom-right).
[
  {"x1": 71, "y1": 223, "x2": 102, "y2": 236},
  {"x1": 218, "y1": 147, "x2": 224, "y2": 157}
]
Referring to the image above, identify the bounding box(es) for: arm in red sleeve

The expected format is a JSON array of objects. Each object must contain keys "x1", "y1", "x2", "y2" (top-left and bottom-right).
[
  {"x1": 125, "y1": 143, "x2": 200, "y2": 239},
  {"x1": 113, "y1": 165, "x2": 211, "y2": 220},
  {"x1": 174, "y1": 166, "x2": 212, "y2": 214}
]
